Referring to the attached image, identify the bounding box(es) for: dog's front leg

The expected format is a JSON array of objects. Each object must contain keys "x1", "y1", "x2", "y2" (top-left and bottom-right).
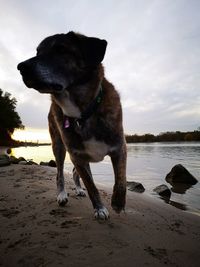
[
  {"x1": 49, "y1": 122, "x2": 68, "y2": 206},
  {"x1": 72, "y1": 162, "x2": 109, "y2": 220},
  {"x1": 110, "y1": 144, "x2": 127, "y2": 213},
  {"x1": 56, "y1": 149, "x2": 68, "y2": 206}
]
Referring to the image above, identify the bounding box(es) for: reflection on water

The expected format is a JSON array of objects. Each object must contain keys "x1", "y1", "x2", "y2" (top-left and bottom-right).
[
  {"x1": 11, "y1": 146, "x2": 55, "y2": 163},
  {"x1": 170, "y1": 183, "x2": 193, "y2": 194},
  {"x1": 2, "y1": 142, "x2": 200, "y2": 213}
]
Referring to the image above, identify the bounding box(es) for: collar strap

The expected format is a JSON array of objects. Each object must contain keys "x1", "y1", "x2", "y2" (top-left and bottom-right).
[{"x1": 64, "y1": 84, "x2": 103, "y2": 129}]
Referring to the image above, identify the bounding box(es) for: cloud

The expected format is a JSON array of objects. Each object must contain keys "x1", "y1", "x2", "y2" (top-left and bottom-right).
[
  {"x1": 0, "y1": 0, "x2": 200, "y2": 134},
  {"x1": 16, "y1": 92, "x2": 51, "y2": 129}
]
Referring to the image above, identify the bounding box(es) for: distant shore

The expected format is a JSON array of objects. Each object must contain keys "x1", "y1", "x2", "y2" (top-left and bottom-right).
[
  {"x1": 0, "y1": 164, "x2": 200, "y2": 267},
  {"x1": 0, "y1": 141, "x2": 51, "y2": 148},
  {"x1": 126, "y1": 130, "x2": 200, "y2": 143},
  {"x1": 1, "y1": 129, "x2": 200, "y2": 148}
]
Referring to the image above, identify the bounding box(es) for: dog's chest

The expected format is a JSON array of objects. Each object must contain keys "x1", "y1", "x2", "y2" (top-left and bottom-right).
[{"x1": 71, "y1": 138, "x2": 115, "y2": 162}]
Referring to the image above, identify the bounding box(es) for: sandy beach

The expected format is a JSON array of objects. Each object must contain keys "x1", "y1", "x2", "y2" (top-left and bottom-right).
[{"x1": 0, "y1": 164, "x2": 200, "y2": 267}]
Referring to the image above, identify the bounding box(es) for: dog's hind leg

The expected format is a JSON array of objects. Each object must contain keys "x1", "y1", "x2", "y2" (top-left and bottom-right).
[
  {"x1": 72, "y1": 167, "x2": 86, "y2": 197},
  {"x1": 72, "y1": 162, "x2": 109, "y2": 220},
  {"x1": 49, "y1": 119, "x2": 68, "y2": 206}
]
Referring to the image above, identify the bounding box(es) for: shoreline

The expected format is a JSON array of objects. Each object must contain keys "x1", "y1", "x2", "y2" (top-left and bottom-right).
[
  {"x1": 0, "y1": 164, "x2": 200, "y2": 267},
  {"x1": 1, "y1": 146, "x2": 200, "y2": 215},
  {"x1": 100, "y1": 181, "x2": 200, "y2": 219}
]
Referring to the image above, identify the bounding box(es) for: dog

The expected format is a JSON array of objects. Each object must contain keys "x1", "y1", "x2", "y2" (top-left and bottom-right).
[{"x1": 17, "y1": 31, "x2": 127, "y2": 219}]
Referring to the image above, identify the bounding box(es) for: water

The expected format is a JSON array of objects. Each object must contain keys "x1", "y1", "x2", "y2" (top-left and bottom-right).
[
  {"x1": 2, "y1": 142, "x2": 200, "y2": 213},
  {"x1": 125, "y1": 143, "x2": 200, "y2": 213}
]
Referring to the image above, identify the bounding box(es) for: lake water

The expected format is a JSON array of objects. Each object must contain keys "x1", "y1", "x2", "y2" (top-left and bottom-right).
[{"x1": 1, "y1": 142, "x2": 200, "y2": 213}]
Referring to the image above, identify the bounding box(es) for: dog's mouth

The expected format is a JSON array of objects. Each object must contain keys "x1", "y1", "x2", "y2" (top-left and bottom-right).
[
  {"x1": 37, "y1": 84, "x2": 64, "y2": 94},
  {"x1": 27, "y1": 80, "x2": 64, "y2": 94},
  {"x1": 21, "y1": 77, "x2": 65, "y2": 94}
]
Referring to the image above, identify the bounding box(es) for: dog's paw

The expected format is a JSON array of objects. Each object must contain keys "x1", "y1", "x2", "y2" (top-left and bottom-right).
[
  {"x1": 94, "y1": 207, "x2": 109, "y2": 220},
  {"x1": 57, "y1": 191, "x2": 68, "y2": 206},
  {"x1": 111, "y1": 201, "x2": 125, "y2": 214},
  {"x1": 111, "y1": 186, "x2": 126, "y2": 213},
  {"x1": 75, "y1": 188, "x2": 86, "y2": 197}
]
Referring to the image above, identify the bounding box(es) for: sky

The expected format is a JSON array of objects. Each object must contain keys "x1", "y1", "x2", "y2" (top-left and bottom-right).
[{"x1": 0, "y1": 0, "x2": 200, "y2": 141}]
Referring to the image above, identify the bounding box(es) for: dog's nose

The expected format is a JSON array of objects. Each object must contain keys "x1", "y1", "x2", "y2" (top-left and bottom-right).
[
  {"x1": 17, "y1": 59, "x2": 33, "y2": 72},
  {"x1": 17, "y1": 58, "x2": 37, "y2": 74},
  {"x1": 17, "y1": 62, "x2": 25, "y2": 71}
]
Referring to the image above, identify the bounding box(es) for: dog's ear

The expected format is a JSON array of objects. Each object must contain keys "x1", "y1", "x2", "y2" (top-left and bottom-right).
[
  {"x1": 79, "y1": 36, "x2": 107, "y2": 66},
  {"x1": 66, "y1": 31, "x2": 107, "y2": 66}
]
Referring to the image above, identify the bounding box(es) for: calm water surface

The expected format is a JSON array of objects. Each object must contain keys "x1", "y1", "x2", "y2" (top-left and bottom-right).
[{"x1": 6, "y1": 142, "x2": 200, "y2": 213}]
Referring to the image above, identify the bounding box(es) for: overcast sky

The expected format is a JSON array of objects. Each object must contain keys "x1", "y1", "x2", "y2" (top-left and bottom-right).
[{"x1": 0, "y1": 0, "x2": 200, "y2": 135}]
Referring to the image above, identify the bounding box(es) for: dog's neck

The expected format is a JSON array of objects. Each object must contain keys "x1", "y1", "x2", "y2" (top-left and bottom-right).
[
  {"x1": 63, "y1": 83, "x2": 103, "y2": 129},
  {"x1": 51, "y1": 64, "x2": 104, "y2": 119}
]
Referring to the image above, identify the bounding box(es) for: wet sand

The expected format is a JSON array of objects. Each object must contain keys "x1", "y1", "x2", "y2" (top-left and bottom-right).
[{"x1": 0, "y1": 165, "x2": 200, "y2": 267}]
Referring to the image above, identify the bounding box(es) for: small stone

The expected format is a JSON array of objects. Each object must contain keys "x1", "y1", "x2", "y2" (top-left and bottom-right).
[
  {"x1": 40, "y1": 161, "x2": 49, "y2": 166},
  {"x1": 153, "y1": 184, "x2": 171, "y2": 198},
  {"x1": 28, "y1": 160, "x2": 38, "y2": 165},
  {"x1": 18, "y1": 157, "x2": 26, "y2": 162},
  {"x1": 0, "y1": 155, "x2": 10, "y2": 167},
  {"x1": 127, "y1": 181, "x2": 145, "y2": 193},
  {"x1": 48, "y1": 160, "x2": 56, "y2": 167},
  {"x1": 9, "y1": 156, "x2": 20, "y2": 164}
]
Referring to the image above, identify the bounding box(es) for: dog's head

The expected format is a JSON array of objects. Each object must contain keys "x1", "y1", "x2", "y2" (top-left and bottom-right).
[{"x1": 17, "y1": 32, "x2": 107, "y2": 94}]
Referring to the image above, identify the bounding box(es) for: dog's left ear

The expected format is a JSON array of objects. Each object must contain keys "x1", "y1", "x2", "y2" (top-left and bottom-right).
[{"x1": 79, "y1": 36, "x2": 107, "y2": 67}]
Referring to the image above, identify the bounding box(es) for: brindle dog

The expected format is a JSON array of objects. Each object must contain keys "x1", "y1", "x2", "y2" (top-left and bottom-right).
[{"x1": 17, "y1": 31, "x2": 126, "y2": 219}]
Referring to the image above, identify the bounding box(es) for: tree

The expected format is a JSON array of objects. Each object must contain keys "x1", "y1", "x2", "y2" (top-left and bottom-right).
[{"x1": 0, "y1": 89, "x2": 24, "y2": 145}]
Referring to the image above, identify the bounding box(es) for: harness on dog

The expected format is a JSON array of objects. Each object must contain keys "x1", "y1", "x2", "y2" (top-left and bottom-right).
[{"x1": 64, "y1": 84, "x2": 103, "y2": 129}]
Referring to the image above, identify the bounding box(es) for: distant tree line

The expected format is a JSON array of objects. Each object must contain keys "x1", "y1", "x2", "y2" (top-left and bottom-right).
[{"x1": 125, "y1": 131, "x2": 200, "y2": 143}]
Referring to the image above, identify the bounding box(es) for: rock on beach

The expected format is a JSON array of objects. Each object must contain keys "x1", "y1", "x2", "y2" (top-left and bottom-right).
[
  {"x1": 127, "y1": 181, "x2": 145, "y2": 193},
  {"x1": 166, "y1": 164, "x2": 198, "y2": 185},
  {"x1": 153, "y1": 184, "x2": 171, "y2": 198}
]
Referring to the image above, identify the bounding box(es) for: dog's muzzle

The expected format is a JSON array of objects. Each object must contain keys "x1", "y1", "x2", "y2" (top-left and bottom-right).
[{"x1": 17, "y1": 58, "x2": 65, "y2": 94}]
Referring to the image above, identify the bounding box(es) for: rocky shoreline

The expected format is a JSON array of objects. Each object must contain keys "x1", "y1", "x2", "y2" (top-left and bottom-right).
[
  {"x1": 1, "y1": 152, "x2": 198, "y2": 213},
  {"x1": 0, "y1": 154, "x2": 56, "y2": 168}
]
